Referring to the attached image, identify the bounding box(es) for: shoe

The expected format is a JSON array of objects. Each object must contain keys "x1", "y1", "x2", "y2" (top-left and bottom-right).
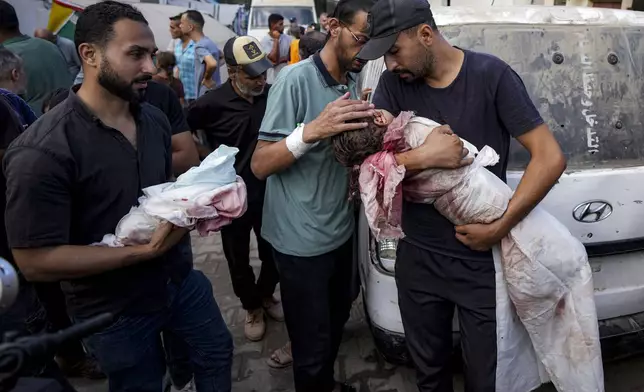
[
  {"x1": 262, "y1": 296, "x2": 285, "y2": 322},
  {"x1": 56, "y1": 356, "x2": 106, "y2": 380},
  {"x1": 245, "y1": 308, "x2": 266, "y2": 341}
]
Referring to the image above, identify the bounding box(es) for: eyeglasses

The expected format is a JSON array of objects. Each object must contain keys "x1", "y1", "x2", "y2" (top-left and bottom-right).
[{"x1": 339, "y1": 22, "x2": 368, "y2": 45}]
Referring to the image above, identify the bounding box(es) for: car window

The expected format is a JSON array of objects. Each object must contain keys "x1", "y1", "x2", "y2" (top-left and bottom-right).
[{"x1": 251, "y1": 7, "x2": 314, "y2": 29}]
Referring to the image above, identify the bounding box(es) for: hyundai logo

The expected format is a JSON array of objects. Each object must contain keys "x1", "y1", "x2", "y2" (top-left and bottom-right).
[{"x1": 572, "y1": 200, "x2": 613, "y2": 223}]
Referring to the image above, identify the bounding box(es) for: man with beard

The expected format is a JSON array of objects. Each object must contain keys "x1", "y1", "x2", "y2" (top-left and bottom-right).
[
  {"x1": 260, "y1": 13, "x2": 292, "y2": 84},
  {"x1": 187, "y1": 35, "x2": 283, "y2": 344},
  {"x1": 3, "y1": 2, "x2": 233, "y2": 391},
  {"x1": 250, "y1": 0, "x2": 469, "y2": 390},
  {"x1": 357, "y1": 0, "x2": 566, "y2": 390}
]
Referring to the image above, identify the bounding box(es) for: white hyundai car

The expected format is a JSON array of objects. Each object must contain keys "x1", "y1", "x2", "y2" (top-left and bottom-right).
[{"x1": 356, "y1": 5, "x2": 644, "y2": 364}]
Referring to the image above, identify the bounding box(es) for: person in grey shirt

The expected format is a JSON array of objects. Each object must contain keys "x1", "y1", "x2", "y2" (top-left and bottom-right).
[
  {"x1": 180, "y1": 10, "x2": 220, "y2": 96},
  {"x1": 34, "y1": 28, "x2": 81, "y2": 79},
  {"x1": 260, "y1": 13, "x2": 292, "y2": 84}
]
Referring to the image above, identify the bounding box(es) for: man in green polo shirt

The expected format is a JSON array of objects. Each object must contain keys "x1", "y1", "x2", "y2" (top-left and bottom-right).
[
  {"x1": 0, "y1": 1, "x2": 71, "y2": 116},
  {"x1": 251, "y1": 0, "x2": 471, "y2": 391}
]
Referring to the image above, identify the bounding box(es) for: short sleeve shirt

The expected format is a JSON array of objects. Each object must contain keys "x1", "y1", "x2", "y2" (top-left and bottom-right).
[
  {"x1": 258, "y1": 54, "x2": 356, "y2": 257},
  {"x1": 373, "y1": 49, "x2": 544, "y2": 261},
  {"x1": 195, "y1": 37, "x2": 221, "y2": 96},
  {"x1": 175, "y1": 40, "x2": 198, "y2": 100},
  {"x1": 3, "y1": 89, "x2": 190, "y2": 319},
  {"x1": 260, "y1": 33, "x2": 293, "y2": 84}
]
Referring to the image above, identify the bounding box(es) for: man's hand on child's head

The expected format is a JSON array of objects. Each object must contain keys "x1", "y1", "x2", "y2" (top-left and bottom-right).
[{"x1": 303, "y1": 92, "x2": 375, "y2": 143}]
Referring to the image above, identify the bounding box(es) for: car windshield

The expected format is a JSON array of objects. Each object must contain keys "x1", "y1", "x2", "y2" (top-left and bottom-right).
[
  {"x1": 439, "y1": 24, "x2": 644, "y2": 171},
  {"x1": 250, "y1": 6, "x2": 315, "y2": 29}
]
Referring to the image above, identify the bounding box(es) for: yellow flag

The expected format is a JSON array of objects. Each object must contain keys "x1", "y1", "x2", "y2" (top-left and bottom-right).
[{"x1": 47, "y1": 0, "x2": 83, "y2": 34}]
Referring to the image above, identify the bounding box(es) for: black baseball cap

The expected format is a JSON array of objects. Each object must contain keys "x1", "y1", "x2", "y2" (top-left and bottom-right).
[
  {"x1": 223, "y1": 36, "x2": 272, "y2": 77},
  {"x1": 358, "y1": 0, "x2": 434, "y2": 61}
]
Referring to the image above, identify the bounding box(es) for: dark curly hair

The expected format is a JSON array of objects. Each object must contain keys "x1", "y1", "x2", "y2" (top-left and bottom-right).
[
  {"x1": 332, "y1": 117, "x2": 387, "y2": 167},
  {"x1": 332, "y1": 117, "x2": 388, "y2": 200}
]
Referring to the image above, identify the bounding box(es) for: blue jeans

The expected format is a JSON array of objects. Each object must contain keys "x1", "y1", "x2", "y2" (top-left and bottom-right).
[{"x1": 81, "y1": 270, "x2": 233, "y2": 392}]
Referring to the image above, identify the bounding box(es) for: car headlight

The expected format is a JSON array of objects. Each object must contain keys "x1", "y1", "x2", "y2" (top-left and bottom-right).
[{"x1": 370, "y1": 235, "x2": 397, "y2": 274}]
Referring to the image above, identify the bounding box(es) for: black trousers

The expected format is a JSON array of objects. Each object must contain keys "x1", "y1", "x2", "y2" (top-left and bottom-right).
[
  {"x1": 395, "y1": 241, "x2": 497, "y2": 392},
  {"x1": 221, "y1": 202, "x2": 279, "y2": 310},
  {"x1": 34, "y1": 282, "x2": 87, "y2": 362},
  {"x1": 273, "y1": 239, "x2": 355, "y2": 392}
]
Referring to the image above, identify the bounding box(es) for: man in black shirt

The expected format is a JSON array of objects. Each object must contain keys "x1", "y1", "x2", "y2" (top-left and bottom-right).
[
  {"x1": 187, "y1": 36, "x2": 282, "y2": 343},
  {"x1": 49, "y1": 80, "x2": 200, "y2": 176},
  {"x1": 358, "y1": 0, "x2": 566, "y2": 390},
  {"x1": 3, "y1": 2, "x2": 232, "y2": 391},
  {"x1": 44, "y1": 80, "x2": 199, "y2": 388}
]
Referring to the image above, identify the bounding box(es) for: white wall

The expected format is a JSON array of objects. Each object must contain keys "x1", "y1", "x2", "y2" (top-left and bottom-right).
[{"x1": 7, "y1": 0, "x2": 51, "y2": 37}]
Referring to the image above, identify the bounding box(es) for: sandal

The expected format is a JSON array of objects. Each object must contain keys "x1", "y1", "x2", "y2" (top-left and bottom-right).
[{"x1": 266, "y1": 342, "x2": 293, "y2": 369}]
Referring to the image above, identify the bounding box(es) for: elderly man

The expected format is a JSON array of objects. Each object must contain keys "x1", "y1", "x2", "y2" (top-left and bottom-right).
[
  {"x1": 188, "y1": 36, "x2": 283, "y2": 344},
  {"x1": 0, "y1": 48, "x2": 36, "y2": 128},
  {"x1": 34, "y1": 28, "x2": 82, "y2": 78},
  {"x1": 357, "y1": 0, "x2": 566, "y2": 390}
]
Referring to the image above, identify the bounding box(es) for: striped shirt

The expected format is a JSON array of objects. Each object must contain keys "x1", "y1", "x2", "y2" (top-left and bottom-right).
[{"x1": 174, "y1": 40, "x2": 198, "y2": 100}]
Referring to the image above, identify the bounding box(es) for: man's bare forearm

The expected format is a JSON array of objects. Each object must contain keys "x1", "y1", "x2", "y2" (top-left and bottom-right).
[
  {"x1": 268, "y1": 39, "x2": 280, "y2": 63},
  {"x1": 172, "y1": 150, "x2": 199, "y2": 175},
  {"x1": 204, "y1": 64, "x2": 217, "y2": 81},
  {"x1": 13, "y1": 244, "x2": 155, "y2": 282},
  {"x1": 251, "y1": 140, "x2": 296, "y2": 180},
  {"x1": 395, "y1": 149, "x2": 430, "y2": 171},
  {"x1": 497, "y1": 128, "x2": 566, "y2": 233},
  {"x1": 172, "y1": 133, "x2": 200, "y2": 174},
  {"x1": 498, "y1": 156, "x2": 566, "y2": 233}
]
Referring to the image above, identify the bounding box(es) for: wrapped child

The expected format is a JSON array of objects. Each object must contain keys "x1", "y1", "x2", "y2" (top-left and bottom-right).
[{"x1": 332, "y1": 111, "x2": 604, "y2": 392}]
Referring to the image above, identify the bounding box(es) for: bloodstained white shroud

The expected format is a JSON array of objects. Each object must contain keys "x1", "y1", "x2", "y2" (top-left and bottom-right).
[{"x1": 358, "y1": 112, "x2": 604, "y2": 392}]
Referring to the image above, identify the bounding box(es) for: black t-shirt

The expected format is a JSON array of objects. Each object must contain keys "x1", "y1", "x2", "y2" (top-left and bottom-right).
[
  {"x1": 143, "y1": 80, "x2": 190, "y2": 137},
  {"x1": 0, "y1": 95, "x2": 24, "y2": 264},
  {"x1": 3, "y1": 89, "x2": 190, "y2": 319},
  {"x1": 187, "y1": 81, "x2": 270, "y2": 205},
  {"x1": 373, "y1": 49, "x2": 544, "y2": 261}
]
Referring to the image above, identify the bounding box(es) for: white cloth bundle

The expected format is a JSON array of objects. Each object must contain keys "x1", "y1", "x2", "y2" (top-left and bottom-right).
[
  {"x1": 359, "y1": 112, "x2": 604, "y2": 392},
  {"x1": 98, "y1": 145, "x2": 248, "y2": 247}
]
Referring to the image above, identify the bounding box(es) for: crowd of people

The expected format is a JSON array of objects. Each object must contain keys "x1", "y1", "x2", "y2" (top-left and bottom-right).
[{"x1": 0, "y1": 0, "x2": 567, "y2": 391}]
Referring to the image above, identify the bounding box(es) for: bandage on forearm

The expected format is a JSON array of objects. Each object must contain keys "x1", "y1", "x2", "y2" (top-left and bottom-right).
[{"x1": 286, "y1": 123, "x2": 317, "y2": 159}]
